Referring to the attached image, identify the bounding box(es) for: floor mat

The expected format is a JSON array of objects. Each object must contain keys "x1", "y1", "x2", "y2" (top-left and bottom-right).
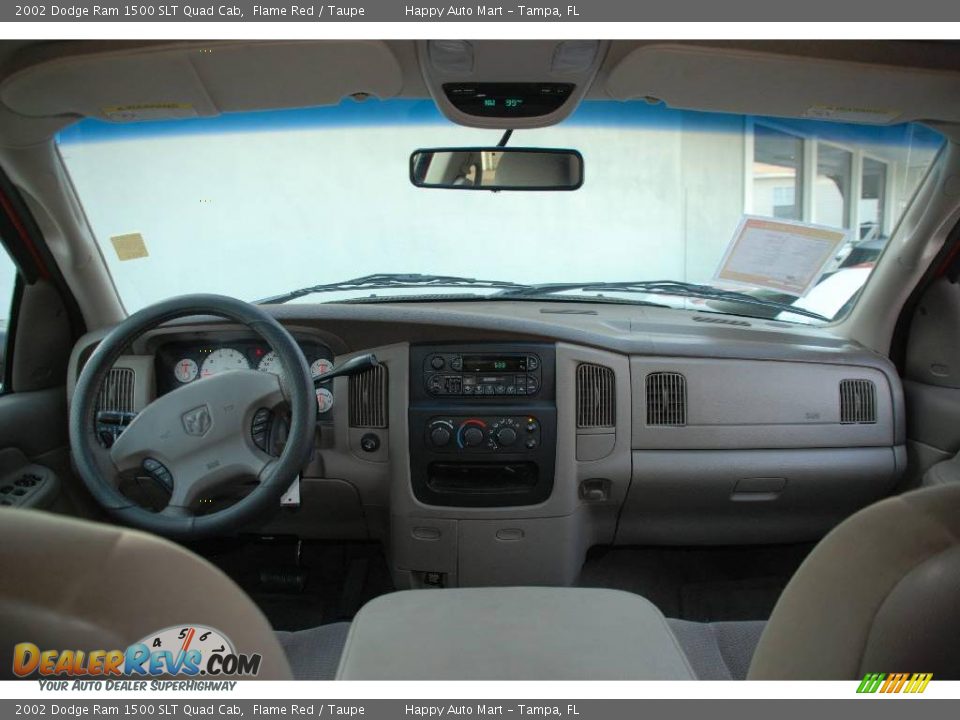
[
  {"x1": 191, "y1": 536, "x2": 394, "y2": 631},
  {"x1": 578, "y1": 543, "x2": 813, "y2": 622},
  {"x1": 679, "y1": 576, "x2": 786, "y2": 622}
]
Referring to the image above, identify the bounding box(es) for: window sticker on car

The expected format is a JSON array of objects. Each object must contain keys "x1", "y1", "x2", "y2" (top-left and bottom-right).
[
  {"x1": 110, "y1": 232, "x2": 149, "y2": 262},
  {"x1": 102, "y1": 103, "x2": 198, "y2": 122},
  {"x1": 803, "y1": 104, "x2": 901, "y2": 125},
  {"x1": 714, "y1": 216, "x2": 849, "y2": 297}
]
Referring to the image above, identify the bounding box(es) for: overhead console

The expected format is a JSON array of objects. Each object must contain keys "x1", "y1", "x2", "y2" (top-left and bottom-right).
[
  {"x1": 443, "y1": 82, "x2": 575, "y2": 119},
  {"x1": 418, "y1": 40, "x2": 608, "y2": 129},
  {"x1": 409, "y1": 344, "x2": 556, "y2": 507}
]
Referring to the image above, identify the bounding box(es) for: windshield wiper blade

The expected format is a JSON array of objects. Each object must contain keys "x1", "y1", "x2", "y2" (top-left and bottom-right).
[
  {"x1": 495, "y1": 280, "x2": 831, "y2": 322},
  {"x1": 257, "y1": 273, "x2": 528, "y2": 305}
]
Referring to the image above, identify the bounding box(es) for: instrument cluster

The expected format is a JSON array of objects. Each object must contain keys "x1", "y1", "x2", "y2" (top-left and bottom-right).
[{"x1": 155, "y1": 339, "x2": 336, "y2": 414}]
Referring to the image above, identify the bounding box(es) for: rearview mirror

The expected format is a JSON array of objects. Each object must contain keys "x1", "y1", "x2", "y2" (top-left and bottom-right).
[{"x1": 410, "y1": 147, "x2": 583, "y2": 191}]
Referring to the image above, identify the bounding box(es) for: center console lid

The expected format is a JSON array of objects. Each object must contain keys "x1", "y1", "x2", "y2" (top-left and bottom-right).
[{"x1": 335, "y1": 587, "x2": 695, "y2": 680}]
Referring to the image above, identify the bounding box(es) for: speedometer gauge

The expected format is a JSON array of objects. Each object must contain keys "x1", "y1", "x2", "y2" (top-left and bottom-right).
[
  {"x1": 200, "y1": 348, "x2": 250, "y2": 378},
  {"x1": 173, "y1": 358, "x2": 199, "y2": 383},
  {"x1": 311, "y1": 358, "x2": 334, "y2": 379},
  {"x1": 257, "y1": 350, "x2": 282, "y2": 375}
]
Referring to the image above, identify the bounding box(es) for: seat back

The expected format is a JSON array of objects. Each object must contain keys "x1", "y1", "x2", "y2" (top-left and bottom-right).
[
  {"x1": 0, "y1": 509, "x2": 292, "y2": 680},
  {"x1": 749, "y1": 483, "x2": 960, "y2": 679}
]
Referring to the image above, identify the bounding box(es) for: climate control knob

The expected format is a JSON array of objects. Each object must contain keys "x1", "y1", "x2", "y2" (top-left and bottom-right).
[
  {"x1": 430, "y1": 426, "x2": 452, "y2": 447},
  {"x1": 462, "y1": 426, "x2": 485, "y2": 447},
  {"x1": 496, "y1": 427, "x2": 518, "y2": 447}
]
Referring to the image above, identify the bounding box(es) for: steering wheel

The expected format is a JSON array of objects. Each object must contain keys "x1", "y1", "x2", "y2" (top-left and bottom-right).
[{"x1": 69, "y1": 295, "x2": 317, "y2": 540}]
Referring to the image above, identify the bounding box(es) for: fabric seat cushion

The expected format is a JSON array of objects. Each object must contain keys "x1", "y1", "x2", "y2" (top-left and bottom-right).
[
  {"x1": 275, "y1": 622, "x2": 351, "y2": 680},
  {"x1": 667, "y1": 619, "x2": 766, "y2": 680}
]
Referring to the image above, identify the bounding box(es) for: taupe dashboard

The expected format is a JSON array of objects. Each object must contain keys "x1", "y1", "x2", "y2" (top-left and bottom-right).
[{"x1": 66, "y1": 300, "x2": 904, "y2": 589}]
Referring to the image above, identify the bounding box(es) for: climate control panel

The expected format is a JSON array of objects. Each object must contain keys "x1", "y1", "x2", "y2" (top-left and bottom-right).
[
  {"x1": 409, "y1": 343, "x2": 556, "y2": 507},
  {"x1": 425, "y1": 415, "x2": 542, "y2": 453}
]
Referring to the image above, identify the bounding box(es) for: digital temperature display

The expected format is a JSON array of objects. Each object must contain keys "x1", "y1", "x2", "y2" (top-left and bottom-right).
[
  {"x1": 443, "y1": 83, "x2": 574, "y2": 118},
  {"x1": 461, "y1": 355, "x2": 527, "y2": 373}
]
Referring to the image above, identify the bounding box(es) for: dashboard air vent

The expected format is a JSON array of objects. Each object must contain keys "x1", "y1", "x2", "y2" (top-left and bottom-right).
[
  {"x1": 840, "y1": 379, "x2": 877, "y2": 424},
  {"x1": 576, "y1": 363, "x2": 615, "y2": 428},
  {"x1": 646, "y1": 372, "x2": 687, "y2": 426},
  {"x1": 97, "y1": 367, "x2": 135, "y2": 413},
  {"x1": 350, "y1": 363, "x2": 388, "y2": 428}
]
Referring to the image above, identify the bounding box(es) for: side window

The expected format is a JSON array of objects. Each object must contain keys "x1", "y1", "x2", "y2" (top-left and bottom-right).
[{"x1": 0, "y1": 248, "x2": 18, "y2": 391}]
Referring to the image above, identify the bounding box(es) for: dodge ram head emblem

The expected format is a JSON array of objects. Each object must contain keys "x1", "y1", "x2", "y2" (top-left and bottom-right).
[{"x1": 182, "y1": 405, "x2": 212, "y2": 437}]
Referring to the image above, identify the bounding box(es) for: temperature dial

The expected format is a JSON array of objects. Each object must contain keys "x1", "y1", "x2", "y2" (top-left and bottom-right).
[{"x1": 462, "y1": 426, "x2": 484, "y2": 447}]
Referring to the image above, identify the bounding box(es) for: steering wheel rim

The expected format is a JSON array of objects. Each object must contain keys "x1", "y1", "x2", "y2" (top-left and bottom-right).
[{"x1": 70, "y1": 294, "x2": 317, "y2": 540}]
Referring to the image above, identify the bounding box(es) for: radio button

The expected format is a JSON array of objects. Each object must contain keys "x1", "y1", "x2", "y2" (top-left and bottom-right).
[{"x1": 431, "y1": 356, "x2": 445, "y2": 370}]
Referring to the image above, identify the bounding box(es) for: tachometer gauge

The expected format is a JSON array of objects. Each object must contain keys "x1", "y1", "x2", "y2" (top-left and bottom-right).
[
  {"x1": 173, "y1": 358, "x2": 199, "y2": 383},
  {"x1": 311, "y1": 358, "x2": 334, "y2": 379},
  {"x1": 316, "y1": 388, "x2": 334, "y2": 414},
  {"x1": 138, "y1": 624, "x2": 234, "y2": 657},
  {"x1": 200, "y1": 348, "x2": 250, "y2": 378},
  {"x1": 257, "y1": 350, "x2": 283, "y2": 375}
]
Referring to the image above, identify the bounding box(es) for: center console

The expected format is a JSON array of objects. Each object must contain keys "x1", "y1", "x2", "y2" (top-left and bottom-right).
[{"x1": 409, "y1": 344, "x2": 556, "y2": 507}]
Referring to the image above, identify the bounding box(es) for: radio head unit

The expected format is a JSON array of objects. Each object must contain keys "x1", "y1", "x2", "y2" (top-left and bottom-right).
[{"x1": 423, "y1": 351, "x2": 542, "y2": 397}]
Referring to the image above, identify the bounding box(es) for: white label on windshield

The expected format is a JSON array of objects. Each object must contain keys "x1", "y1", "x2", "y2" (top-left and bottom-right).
[
  {"x1": 102, "y1": 103, "x2": 198, "y2": 122},
  {"x1": 714, "y1": 216, "x2": 849, "y2": 297},
  {"x1": 803, "y1": 105, "x2": 901, "y2": 125}
]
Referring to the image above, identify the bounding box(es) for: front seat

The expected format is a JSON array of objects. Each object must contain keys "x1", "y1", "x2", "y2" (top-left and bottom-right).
[{"x1": 3, "y1": 483, "x2": 960, "y2": 680}]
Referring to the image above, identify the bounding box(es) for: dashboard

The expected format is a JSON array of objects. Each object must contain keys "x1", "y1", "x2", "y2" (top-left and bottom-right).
[{"x1": 67, "y1": 299, "x2": 907, "y2": 590}]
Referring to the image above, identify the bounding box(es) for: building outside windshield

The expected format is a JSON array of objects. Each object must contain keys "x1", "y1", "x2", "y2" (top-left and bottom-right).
[{"x1": 52, "y1": 98, "x2": 943, "y2": 324}]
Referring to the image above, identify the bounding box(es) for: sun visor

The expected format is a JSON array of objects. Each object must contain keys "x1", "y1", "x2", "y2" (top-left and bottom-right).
[
  {"x1": 606, "y1": 45, "x2": 960, "y2": 125},
  {"x1": 0, "y1": 41, "x2": 404, "y2": 122}
]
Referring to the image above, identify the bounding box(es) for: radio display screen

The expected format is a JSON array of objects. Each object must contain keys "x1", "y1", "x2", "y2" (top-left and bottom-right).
[{"x1": 461, "y1": 355, "x2": 528, "y2": 373}]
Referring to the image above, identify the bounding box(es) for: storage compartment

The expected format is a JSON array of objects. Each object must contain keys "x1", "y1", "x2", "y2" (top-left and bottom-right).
[
  {"x1": 618, "y1": 447, "x2": 904, "y2": 545},
  {"x1": 427, "y1": 461, "x2": 539, "y2": 495}
]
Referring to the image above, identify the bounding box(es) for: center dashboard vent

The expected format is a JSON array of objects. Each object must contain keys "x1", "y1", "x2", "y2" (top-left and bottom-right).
[
  {"x1": 646, "y1": 372, "x2": 687, "y2": 426},
  {"x1": 97, "y1": 367, "x2": 135, "y2": 413},
  {"x1": 840, "y1": 379, "x2": 877, "y2": 424},
  {"x1": 576, "y1": 363, "x2": 615, "y2": 428},
  {"x1": 350, "y1": 363, "x2": 388, "y2": 429}
]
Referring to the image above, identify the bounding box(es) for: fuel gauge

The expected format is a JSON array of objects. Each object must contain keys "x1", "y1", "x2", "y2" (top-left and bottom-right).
[
  {"x1": 316, "y1": 387, "x2": 334, "y2": 414},
  {"x1": 173, "y1": 358, "x2": 199, "y2": 383}
]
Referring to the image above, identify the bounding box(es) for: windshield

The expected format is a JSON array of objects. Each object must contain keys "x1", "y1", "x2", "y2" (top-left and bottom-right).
[{"x1": 57, "y1": 99, "x2": 943, "y2": 324}]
